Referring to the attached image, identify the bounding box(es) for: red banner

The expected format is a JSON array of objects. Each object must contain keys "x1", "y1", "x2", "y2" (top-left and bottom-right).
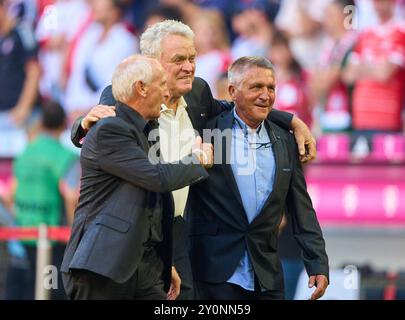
[{"x1": 0, "y1": 226, "x2": 71, "y2": 242}]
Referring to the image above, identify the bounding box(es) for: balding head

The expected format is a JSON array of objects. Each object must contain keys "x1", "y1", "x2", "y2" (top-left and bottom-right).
[
  {"x1": 112, "y1": 54, "x2": 162, "y2": 104},
  {"x1": 112, "y1": 54, "x2": 168, "y2": 121}
]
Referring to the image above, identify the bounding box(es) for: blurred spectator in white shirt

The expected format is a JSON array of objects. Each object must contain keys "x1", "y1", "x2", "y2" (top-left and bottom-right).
[
  {"x1": 275, "y1": 0, "x2": 331, "y2": 71},
  {"x1": 35, "y1": 0, "x2": 90, "y2": 102},
  {"x1": 63, "y1": 0, "x2": 138, "y2": 123}
]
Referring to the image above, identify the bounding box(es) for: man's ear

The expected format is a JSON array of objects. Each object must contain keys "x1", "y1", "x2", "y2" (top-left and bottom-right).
[
  {"x1": 134, "y1": 81, "x2": 147, "y2": 98},
  {"x1": 228, "y1": 84, "x2": 237, "y2": 101}
]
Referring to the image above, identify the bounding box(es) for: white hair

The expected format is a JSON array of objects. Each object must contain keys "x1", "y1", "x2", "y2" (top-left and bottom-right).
[
  {"x1": 228, "y1": 56, "x2": 275, "y2": 88},
  {"x1": 112, "y1": 55, "x2": 154, "y2": 103},
  {"x1": 140, "y1": 19, "x2": 194, "y2": 58}
]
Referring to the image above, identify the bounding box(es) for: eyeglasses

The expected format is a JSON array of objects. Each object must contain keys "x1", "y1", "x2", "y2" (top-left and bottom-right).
[
  {"x1": 248, "y1": 141, "x2": 273, "y2": 150},
  {"x1": 234, "y1": 117, "x2": 273, "y2": 150}
]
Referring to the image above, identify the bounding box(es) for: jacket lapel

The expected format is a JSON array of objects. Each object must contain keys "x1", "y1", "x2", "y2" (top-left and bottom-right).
[
  {"x1": 184, "y1": 101, "x2": 209, "y2": 136},
  {"x1": 257, "y1": 119, "x2": 282, "y2": 215},
  {"x1": 216, "y1": 111, "x2": 245, "y2": 211}
]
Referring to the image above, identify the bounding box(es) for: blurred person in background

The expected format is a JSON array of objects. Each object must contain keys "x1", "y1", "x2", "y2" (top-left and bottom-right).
[
  {"x1": 355, "y1": 0, "x2": 405, "y2": 29},
  {"x1": 0, "y1": 0, "x2": 40, "y2": 128},
  {"x1": 62, "y1": 0, "x2": 137, "y2": 124},
  {"x1": 343, "y1": 0, "x2": 405, "y2": 133},
  {"x1": 159, "y1": 0, "x2": 202, "y2": 25},
  {"x1": 275, "y1": 0, "x2": 330, "y2": 72},
  {"x1": 215, "y1": 72, "x2": 231, "y2": 101},
  {"x1": 270, "y1": 30, "x2": 312, "y2": 127},
  {"x1": 35, "y1": 0, "x2": 90, "y2": 103},
  {"x1": 231, "y1": 6, "x2": 274, "y2": 60},
  {"x1": 5, "y1": 101, "x2": 80, "y2": 300},
  {"x1": 310, "y1": 0, "x2": 358, "y2": 133},
  {"x1": 191, "y1": 9, "x2": 232, "y2": 98},
  {"x1": 143, "y1": 4, "x2": 184, "y2": 29}
]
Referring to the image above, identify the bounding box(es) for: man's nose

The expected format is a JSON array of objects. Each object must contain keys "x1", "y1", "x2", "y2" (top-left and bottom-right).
[
  {"x1": 182, "y1": 60, "x2": 194, "y2": 72},
  {"x1": 259, "y1": 89, "x2": 270, "y2": 101}
]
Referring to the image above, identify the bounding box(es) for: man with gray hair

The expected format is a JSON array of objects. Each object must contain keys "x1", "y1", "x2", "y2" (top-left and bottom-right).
[
  {"x1": 61, "y1": 55, "x2": 213, "y2": 300},
  {"x1": 187, "y1": 56, "x2": 329, "y2": 300},
  {"x1": 69, "y1": 20, "x2": 318, "y2": 299}
]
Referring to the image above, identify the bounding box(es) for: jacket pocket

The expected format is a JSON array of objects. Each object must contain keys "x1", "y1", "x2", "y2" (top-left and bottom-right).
[
  {"x1": 95, "y1": 214, "x2": 131, "y2": 233},
  {"x1": 189, "y1": 223, "x2": 219, "y2": 236}
]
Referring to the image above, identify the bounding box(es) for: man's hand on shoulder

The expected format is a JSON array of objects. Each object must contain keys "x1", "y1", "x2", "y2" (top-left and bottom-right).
[
  {"x1": 81, "y1": 105, "x2": 116, "y2": 130},
  {"x1": 291, "y1": 116, "x2": 317, "y2": 164}
]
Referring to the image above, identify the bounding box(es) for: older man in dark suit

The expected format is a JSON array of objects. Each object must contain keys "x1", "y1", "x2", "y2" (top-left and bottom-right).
[
  {"x1": 187, "y1": 56, "x2": 329, "y2": 300},
  {"x1": 61, "y1": 55, "x2": 212, "y2": 300}
]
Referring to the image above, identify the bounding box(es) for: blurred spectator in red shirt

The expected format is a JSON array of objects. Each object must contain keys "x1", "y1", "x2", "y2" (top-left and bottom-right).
[
  {"x1": 343, "y1": 0, "x2": 405, "y2": 132},
  {"x1": 270, "y1": 31, "x2": 312, "y2": 127},
  {"x1": 310, "y1": 0, "x2": 358, "y2": 133}
]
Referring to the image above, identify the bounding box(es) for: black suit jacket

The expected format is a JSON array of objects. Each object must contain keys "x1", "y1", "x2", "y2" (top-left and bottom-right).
[
  {"x1": 185, "y1": 110, "x2": 329, "y2": 291},
  {"x1": 61, "y1": 103, "x2": 208, "y2": 288},
  {"x1": 70, "y1": 77, "x2": 293, "y2": 147}
]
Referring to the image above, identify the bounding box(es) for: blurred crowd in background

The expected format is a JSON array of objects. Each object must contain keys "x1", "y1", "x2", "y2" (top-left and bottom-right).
[
  {"x1": 1, "y1": 0, "x2": 405, "y2": 134},
  {"x1": 0, "y1": 0, "x2": 405, "y2": 300}
]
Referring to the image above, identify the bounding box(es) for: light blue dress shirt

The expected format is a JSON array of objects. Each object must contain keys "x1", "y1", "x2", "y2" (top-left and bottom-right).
[{"x1": 227, "y1": 108, "x2": 276, "y2": 291}]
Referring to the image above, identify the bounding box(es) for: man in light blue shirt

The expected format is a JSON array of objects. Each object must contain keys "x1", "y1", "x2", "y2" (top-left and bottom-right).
[
  {"x1": 228, "y1": 108, "x2": 276, "y2": 291},
  {"x1": 188, "y1": 56, "x2": 329, "y2": 300}
]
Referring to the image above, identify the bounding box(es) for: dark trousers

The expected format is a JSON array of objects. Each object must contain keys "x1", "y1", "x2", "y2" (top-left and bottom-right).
[
  {"x1": 62, "y1": 246, "x2": 166, "y2": 300},
  {"x1": 173, "y1": 215, "x2": 194, "y2": 300},
  {"x1": 5, "y1": 243, "x2": 66, "y2": 300},
  {"x1": 195, "y1": 281, "x2": 285, "y2": 300}
]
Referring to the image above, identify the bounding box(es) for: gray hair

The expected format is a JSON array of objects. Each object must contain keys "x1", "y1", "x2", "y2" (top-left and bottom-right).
[
  {"x1": 112, "y1": 54, "x2": 154, "y2": 103},
  {"x1": 228, "y1": 56, "x2": 275, "y2": 87},
  {"x1": 140, "y1": 19, "x2": 194, "y2": 58}
]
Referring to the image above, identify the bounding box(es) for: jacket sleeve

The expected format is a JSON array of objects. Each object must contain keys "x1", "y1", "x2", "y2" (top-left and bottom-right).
[
  {"x1": 269, "y1": 109, "x2": 293, "y2": 131},
  {"x1": 70, "y1": 85, "x2": 117, "y2": 148},
  {"x1": 97, "y1": 120, "x2": 209, "y2": 193},
  {"x1": 285, "y1": 138, "x2": 330, "y2": 282}
]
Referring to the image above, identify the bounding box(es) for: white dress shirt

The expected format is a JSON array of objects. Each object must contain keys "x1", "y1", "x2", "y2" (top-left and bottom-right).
[{"x1": 158, "y1": 97, "x2": 196, "y2": 217}]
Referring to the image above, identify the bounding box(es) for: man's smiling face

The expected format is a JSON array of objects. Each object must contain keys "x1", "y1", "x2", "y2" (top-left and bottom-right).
[
  {"x1": 159, "y1": 34, "x2": 196, "y2": 99},
  {"x1": 230, "y1": 67, "x2": 276, "y2": 128}
]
